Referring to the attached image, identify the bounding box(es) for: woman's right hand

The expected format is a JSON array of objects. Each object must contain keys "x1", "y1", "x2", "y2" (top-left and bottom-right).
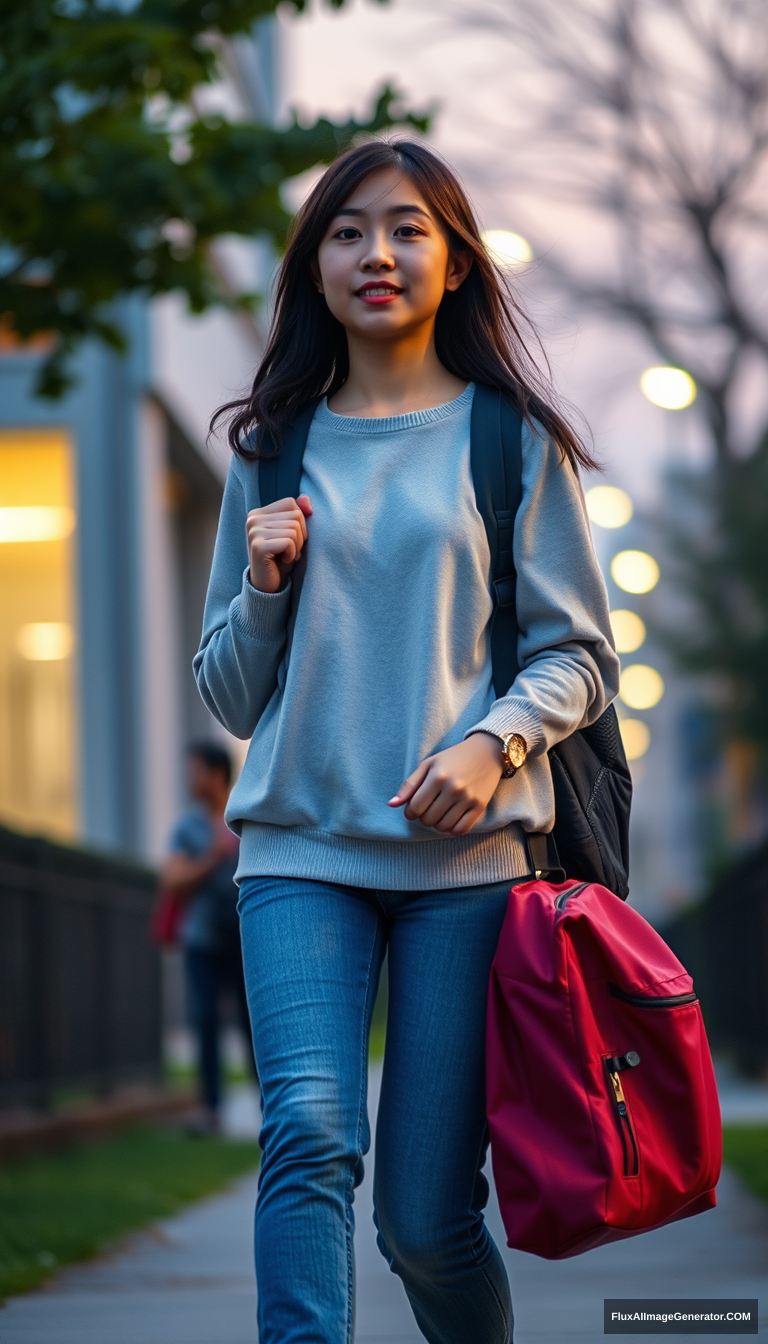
[{"x1": 246, "y1": 494, "x2": 313, "y2": 594}]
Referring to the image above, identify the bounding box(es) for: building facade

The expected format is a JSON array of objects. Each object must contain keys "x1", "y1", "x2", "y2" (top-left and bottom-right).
[{"x1": 0, "y1": 28, "x2": 275, "y2": 862}]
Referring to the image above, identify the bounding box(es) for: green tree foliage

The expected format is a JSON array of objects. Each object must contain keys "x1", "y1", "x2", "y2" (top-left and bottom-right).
[{"x1": 0, "y1": 0, "x2": 426, "y2": 395}]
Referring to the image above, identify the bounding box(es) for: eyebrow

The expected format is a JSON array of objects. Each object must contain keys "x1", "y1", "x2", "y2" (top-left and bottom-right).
[{"x1": 332, "y1": 204, "x2": 431, "y2": 219}]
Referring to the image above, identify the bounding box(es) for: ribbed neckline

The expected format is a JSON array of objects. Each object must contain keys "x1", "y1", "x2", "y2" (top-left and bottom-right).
[{"x1": 315, "y1": 382, "x2": 474, "y2": 434}]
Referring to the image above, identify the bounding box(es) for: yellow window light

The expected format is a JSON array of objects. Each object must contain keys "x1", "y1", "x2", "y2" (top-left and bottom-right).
[
  {"x1": 0, "y1": 506, "x2": 76, "y2": 543},
  {"x1": 16, "y1": 622, "x2": 75, "y2": 661},
  {"x1": 0, "y1": 427, "x2": 79, "y2": 841},
  {"x1": 585, "y1": 485, "x2": 633, "y2": 529},
  {"x1": 619, "y1": 664, "x2": 664, "y2": 710},
  {"x1": 640, "y1": 366, "x2": 696, "y2": 410},
  {"x1": 609, "y1": 610, "x2": 646, "y2": 654},
  {"x1": 619, "y1": 718, "x2": 651, "y2": 761},
  {"x1": 611, "y1": 549, "x2": 659, "y2": 594},
  {"x1": 481, "y1": 229, "x2": 533, "y2": 267}
]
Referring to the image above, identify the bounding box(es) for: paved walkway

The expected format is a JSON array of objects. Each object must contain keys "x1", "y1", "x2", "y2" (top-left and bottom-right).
[{"x1": 2, "y1": 1067, "x2": 767, "y2": 1343}]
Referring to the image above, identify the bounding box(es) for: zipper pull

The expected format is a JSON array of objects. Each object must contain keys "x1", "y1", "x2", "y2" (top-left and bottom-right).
[{"x1": 609, "y1": 1071, "x2": 626, "y2": 1105}]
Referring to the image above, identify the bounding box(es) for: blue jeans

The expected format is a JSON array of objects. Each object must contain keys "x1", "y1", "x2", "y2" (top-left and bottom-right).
[{"x1": 238, "y1": 874, "x2": 515, "y2": 1344}]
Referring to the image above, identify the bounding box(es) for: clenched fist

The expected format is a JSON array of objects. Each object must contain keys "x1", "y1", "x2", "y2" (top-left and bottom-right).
[{"x1": 246, "y1": 494, "x2": 313, "y2": 594}]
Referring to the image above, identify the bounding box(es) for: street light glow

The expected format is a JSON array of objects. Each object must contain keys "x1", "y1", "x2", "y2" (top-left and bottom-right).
[
  {"x1": 640, "y1": 366, "x2": 697, "y2": 410},
  {"x1": 619, "y1": 664, "x2": 665, "y2": 710},
  {"x1": 609, "y1": 610, "x2": 646, "y2": 653},
  {"x1": 611, "y1": 550, "x2": 660, "y2": 594},
  {"x1": 619, "y1": 718, "x2": 651, "y2": 761},
  {"x1": 585, "y1": 485, "x2": 633, "y2": 529},
  {"x1": 481, "y1": 229, "x2": 533, "y2": 267}
]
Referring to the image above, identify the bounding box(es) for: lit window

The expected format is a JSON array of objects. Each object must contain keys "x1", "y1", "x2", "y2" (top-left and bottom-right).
[
  {"x1": 585, "y1": 486, "x2": 633, "y2": 529},
  {"x1": 611, "y1": 550, "x2": 659, "y2": 594},
  {"x1": 619, "y1": 664, "x2": 665, "y2": 710},
  {"x1": 17, "y1": 623, "x2": 75, "y2": 661},
  {"x1": 0, "y1": 506, "x2": 75, "y2": 543},
  {"x1": 609, "y1": 610, "x2": 646, "y2": 654},
  {"x1": 0, "y1": 429, "x2": 79, "y2": 839}
]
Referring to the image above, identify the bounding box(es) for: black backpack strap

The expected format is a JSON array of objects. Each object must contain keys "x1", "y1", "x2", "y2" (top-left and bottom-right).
[
  {"x1": 470, "y1": 385, "x2": 563, "y2": 882},
  {"x1": 526, "y1": 831, "x2": 563, "y2": 880},
  {"x1": 470, "y1": 384, "x2": 524, "y2": 698},
  {"x1": 258, "y1": 400, "x2": 320, "y2": 507}
]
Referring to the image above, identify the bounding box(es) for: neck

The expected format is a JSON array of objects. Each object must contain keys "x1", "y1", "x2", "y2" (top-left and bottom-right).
[{"x1": 330, "y1": 325, "x2": 467, "y2": 418}]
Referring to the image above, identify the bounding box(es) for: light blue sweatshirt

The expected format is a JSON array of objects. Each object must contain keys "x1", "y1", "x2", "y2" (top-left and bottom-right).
[{"x1": 194, "y1": 385, "x2": 620, "y2": 890}]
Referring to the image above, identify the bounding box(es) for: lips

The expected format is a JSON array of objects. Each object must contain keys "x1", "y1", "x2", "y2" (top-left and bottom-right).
[{"x1": 355, "y1": 282, "x2": 403, "y2": 304}]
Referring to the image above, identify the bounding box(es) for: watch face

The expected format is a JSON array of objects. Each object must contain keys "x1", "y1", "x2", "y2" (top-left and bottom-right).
[{"x1": 506, "y1": 734, "x2": 527, "y2": 769}]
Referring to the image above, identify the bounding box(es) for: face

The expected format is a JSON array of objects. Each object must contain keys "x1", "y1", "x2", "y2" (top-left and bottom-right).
[
  {"x1": 188, "y1": 755, "x2": 223, "y2": 803},
  {"x1": 315, "y1": 167, "x2": 471, "y2": 341}
]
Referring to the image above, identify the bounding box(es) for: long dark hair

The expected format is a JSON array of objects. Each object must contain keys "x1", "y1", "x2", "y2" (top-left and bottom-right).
[{"x1": 211, "y1": 139, "x2": 596, "y2": 471}]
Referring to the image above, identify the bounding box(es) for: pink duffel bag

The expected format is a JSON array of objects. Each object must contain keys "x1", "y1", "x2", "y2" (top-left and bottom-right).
[{"x1": 486, "y1": 877, "x2": 722, "y2": 1260}]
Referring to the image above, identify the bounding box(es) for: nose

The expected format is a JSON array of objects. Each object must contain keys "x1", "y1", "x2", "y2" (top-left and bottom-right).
[{"x1": 360, "y1": 227, "x2": 395, "y2": 273}]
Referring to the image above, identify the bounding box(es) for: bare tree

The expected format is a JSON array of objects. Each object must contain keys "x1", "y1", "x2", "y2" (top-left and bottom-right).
[{"x1": 450, "y1": 0, "x2": 768, "y2": 465}]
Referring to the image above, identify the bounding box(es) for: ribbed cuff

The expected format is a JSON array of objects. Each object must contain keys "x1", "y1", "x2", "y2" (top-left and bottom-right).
[
  {"x1": 233, "y1": 569, "x2": 292, "y2": 643},
  {"x1": 465, "y1": 696, "x2": 545, "y2": 756}
]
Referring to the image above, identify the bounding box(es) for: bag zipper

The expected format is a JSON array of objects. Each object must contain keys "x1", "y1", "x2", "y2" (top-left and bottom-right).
[
  {"x1": 554, "y1": 881, "x2": 590, "y2": 911},
  {"x1": 609, "y1": 984, "x2": 698, "y2": 1008},
  {"x1": 604, "y1": 1054, "x2": 640, "y2": 1177}
]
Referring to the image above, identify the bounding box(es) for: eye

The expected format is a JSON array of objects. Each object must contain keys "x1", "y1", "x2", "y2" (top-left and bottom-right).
[
  {"x1": 394, "y1": 224, "x2": 424, "y2": 238},
  {"x1": 333, "y1": 226, "x2": 362, "y2": 241}
]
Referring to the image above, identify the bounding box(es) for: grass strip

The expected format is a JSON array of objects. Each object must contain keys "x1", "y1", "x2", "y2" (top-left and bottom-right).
[
  {"x1": 722, "y1": 1124, "x2": 768, "y2": 1205},
  {"x1": 0, "y1": 1125, "x2": 259, "y2": 1300}
]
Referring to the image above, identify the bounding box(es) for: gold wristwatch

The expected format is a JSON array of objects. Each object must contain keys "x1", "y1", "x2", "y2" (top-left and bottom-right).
[{"x1": 475, "y1": 729, "x2": 527, "y2": 778}]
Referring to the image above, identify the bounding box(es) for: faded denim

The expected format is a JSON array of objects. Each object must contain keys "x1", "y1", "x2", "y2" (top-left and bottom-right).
[{"x1": 238, "y1": 873, "x2": 515, "y2": 1344}]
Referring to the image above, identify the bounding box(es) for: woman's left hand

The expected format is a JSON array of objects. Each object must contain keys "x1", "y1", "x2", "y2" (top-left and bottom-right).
[{"x1": 388, "y1": 733, "x2": 504, "y2": 835}]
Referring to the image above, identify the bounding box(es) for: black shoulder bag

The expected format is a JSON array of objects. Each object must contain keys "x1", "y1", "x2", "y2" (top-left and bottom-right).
[{"x1": 258, "y1": 385, "x2": 632, "y2": 898}]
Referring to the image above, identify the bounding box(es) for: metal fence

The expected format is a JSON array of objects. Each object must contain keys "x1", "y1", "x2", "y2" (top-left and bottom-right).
[
  {"x1": 663, "y1": 839, "x2": 768, "y2": 1074},
  {"x1": 0, "y1": 823, "x2": 162, "y2": 1109}
]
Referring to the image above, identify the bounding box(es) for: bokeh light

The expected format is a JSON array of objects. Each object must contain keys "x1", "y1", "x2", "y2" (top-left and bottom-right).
[
  {"x1": 619, "y1": 718, "x2": 651, "y2": 761},
  {"x1": 585, "y1": 485, "x2": 633, "y2": 529},
  {"x1": 619, "y1": 664, "x2": 665, "y2": 710},
  {"x1": 611, "y1": 550, "x2": 660, "y2": 594},
  {"x1": 640, "y1": 367, "x2": 697, "y2": 410},
  {"x1": 609, "y1": 609, "x2": 646, "y2": 653},
  {"x1": 16, "y1": 622, "x2": 75, "y2": 661},
  {"x1": 481, "y1": 229, "x2": 533, "y2": 267}
]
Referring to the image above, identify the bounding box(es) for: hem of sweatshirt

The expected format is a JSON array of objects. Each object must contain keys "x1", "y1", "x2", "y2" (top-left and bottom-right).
[{"x1": 234, "y1": 820, "x2": 533, "y2": 891}]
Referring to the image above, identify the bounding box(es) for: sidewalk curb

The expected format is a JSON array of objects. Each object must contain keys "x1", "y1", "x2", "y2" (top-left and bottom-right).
[{"x1": 0, "y1": 1085, "x2": 197, "y2": 1163}]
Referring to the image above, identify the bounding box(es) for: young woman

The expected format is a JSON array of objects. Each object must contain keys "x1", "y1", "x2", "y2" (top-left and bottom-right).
[{"x1": 196, "y1": 139, "x2": 619, "y2": 1344}]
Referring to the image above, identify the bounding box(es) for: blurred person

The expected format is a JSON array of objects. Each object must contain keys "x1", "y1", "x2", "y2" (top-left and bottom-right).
[
  {"x1": 196, "y1": 141, "x2": 619, "y2": 1342},
  {"x1": 162, "y1": 742, "x2": 256, "y2": 1135}
]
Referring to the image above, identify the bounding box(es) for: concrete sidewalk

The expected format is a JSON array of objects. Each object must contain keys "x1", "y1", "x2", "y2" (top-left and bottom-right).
[{"x1": 1, "y1": 1069, "x2": 767, "y2": 1343}]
